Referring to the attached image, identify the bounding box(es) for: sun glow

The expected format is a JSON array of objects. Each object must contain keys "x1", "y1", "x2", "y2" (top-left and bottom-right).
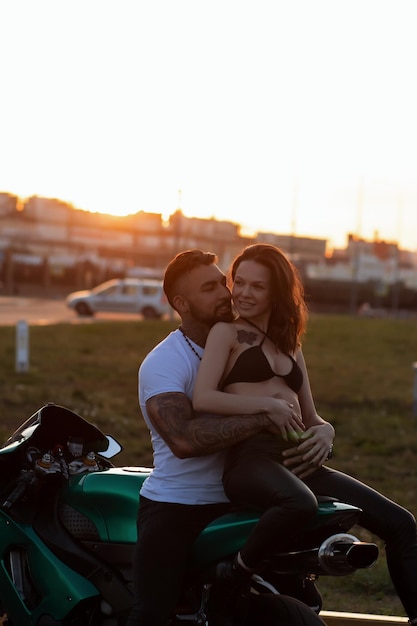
[{"x1": 1, "y1": 1, "x2": 417, "y2": 251}]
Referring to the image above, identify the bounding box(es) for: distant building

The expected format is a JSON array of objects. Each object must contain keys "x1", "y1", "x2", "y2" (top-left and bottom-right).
[
  {"x1": 0, "y1": 192, "x2": 18, "y2": 216},
  {"x1": 256, "y1": 232, "x2": 327, "y2": 262},
  {"x1": 1, "y1": 192, "x2": 417, "y2": 311}
]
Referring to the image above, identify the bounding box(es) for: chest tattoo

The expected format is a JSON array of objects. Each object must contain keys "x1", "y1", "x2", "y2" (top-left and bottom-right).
[{"x1": 237, "y1": 329, "x2": 258, "y2": 346}]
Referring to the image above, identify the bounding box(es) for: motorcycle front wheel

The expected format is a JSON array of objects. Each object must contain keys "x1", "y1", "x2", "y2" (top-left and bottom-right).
[{"x1": 238, "y1": 593, "x2": 327, "y2": 626}]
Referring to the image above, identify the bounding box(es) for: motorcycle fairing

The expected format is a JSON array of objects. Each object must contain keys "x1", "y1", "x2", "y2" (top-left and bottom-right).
[
  {"x1": 0, "y1": 511, "x2": 99, "y2": 624},
  {"x1": 0, "y1": 404, "x2": 109, "y2": 459},
  {"x1": 190, "y1": 500, "x2": 361, "y2": 566}
]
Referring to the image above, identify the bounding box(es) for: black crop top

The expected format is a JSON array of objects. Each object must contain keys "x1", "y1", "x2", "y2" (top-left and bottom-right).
[{"x1": 220, "y1": 334, "x2": 303, "y2": 393}]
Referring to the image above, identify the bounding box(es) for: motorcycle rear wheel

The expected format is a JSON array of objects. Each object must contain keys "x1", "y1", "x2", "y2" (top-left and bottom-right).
[{"x1": 237, "y1": 593, "x2": 327, "y2": 626}]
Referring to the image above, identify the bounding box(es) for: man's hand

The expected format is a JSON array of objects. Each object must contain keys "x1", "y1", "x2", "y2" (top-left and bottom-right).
[
  {"x1": 282, "y1": 446, "x2": 318, "y2": 479},
  {"x1": 282, "y1": 423, "x2": 334, "y2": 479}
]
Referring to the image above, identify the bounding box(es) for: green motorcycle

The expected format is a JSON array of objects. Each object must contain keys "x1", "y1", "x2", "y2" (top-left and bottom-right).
[{"x1": 0, "y1": 403, "x2": 378, "y2": 625}]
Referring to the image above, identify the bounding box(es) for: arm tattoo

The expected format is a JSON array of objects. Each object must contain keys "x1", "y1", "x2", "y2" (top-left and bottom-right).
[
  {"x1": 187, "y1": 414, "x2": 267, "y2": 455},
  {"x1": 147, "y1": 392, "x2": 268, "y2": 457},
  {"x1": 149, "y1": 393, "x2": 193, "y2": 443}
]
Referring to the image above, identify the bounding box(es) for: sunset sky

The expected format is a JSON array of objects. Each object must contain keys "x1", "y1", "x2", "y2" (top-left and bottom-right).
[{"x1": 1, "y1": 0, "x2": 417, "y2": 251}]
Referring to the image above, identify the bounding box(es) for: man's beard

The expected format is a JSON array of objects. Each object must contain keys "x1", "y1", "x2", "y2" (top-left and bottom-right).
[{"x1": 189, "y1": 299, "x2": 233, "y2": 327}]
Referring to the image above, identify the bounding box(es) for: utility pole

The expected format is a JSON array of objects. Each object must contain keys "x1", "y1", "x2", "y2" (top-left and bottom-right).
[
  {"x1": 391, "y1": 190, "x2": 403, "y2": 314},
  {"x1": 290, "y1": 177, "x2": 297, "y2": 259},
  {"x1": 349, "y1": 178, "x2": 363, "y2": 314}
]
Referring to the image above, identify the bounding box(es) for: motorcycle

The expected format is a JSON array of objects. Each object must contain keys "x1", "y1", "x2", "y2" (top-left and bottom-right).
[{"x1": 0, "y1": 403, "x2": 379, "y2": 626}]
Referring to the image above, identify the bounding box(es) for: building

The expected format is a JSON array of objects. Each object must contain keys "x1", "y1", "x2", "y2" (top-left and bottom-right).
[
  {"x1": 0, "y1": 194, "x2": 252, "y2": 292},
  {"x1": 1, "y1": 192, "x2": 417, "y2": 311}
]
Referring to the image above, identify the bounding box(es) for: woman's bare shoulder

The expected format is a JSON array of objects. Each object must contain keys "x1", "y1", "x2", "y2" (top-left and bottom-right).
[{"x1": 208, "y1": 320, "x2": 239, "y2": 338}]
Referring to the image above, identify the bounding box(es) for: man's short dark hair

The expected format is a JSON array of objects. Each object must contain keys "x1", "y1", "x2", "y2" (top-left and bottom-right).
[{"x1": 163, "y1": 249, "x2": 217, "y2": 308}]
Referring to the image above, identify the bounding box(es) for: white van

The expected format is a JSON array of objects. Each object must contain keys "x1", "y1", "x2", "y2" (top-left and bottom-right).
[{"x1": 65, "y1": 278, "x2": 171, "y2": 319}]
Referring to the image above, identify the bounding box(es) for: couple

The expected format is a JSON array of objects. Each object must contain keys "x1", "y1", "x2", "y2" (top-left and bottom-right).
[{"x1": 126, "y1": 244, "x2": 417, "y2": 626}]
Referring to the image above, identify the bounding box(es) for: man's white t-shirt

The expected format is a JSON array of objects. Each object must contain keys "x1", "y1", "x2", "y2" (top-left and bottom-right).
[{"x1": 138, "y1": 329, "x2": 229, "y2": 504}]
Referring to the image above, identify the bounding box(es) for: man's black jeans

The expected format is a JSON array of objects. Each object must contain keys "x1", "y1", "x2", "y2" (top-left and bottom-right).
[{"x1": 125, "y1": 496, "x2": 231, "y2": 626}]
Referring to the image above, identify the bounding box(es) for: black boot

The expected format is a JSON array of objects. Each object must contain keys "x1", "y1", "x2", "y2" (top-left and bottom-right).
[{"x1": 209, "y1": 557, "x2": 252, "y2": 625}]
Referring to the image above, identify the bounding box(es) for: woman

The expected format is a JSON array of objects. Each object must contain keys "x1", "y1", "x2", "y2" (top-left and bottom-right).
[
  {"x1": 193, "y1": 243, "x2": 334, "y2": 573},
  {"x1": 193, "y1": 244, "x2": 417, "y2": 623}
]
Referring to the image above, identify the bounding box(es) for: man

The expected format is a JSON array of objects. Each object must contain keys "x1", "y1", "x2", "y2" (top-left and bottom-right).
[{"x1": 125, "y1": 249, "x2": 299, "y2": 626}]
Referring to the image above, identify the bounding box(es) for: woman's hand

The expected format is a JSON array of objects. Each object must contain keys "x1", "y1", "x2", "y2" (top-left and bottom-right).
[
  {"x1": 282, "y1": 422, "x2": 335, "y2": 478},
  {"x1": 266, "y1": 398, "x2": 305, "y2": 441}
]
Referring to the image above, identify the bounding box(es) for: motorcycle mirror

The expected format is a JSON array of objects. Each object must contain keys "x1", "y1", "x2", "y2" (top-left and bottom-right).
[{"x1": 100, "y1": 436, "x2": 123, "y2": 459}]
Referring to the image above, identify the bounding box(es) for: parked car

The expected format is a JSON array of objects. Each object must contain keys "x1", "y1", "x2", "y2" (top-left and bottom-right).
[{"x1": 65, "y1": 278, "x2": 171, "y2": 319}]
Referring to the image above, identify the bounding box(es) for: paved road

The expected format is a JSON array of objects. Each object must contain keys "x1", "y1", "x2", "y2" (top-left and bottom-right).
[{"x1": 0, "y1": 295, "x2": 147, "y2": 326}]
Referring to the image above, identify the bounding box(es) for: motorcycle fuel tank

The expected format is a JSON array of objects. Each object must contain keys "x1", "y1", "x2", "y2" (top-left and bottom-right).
[{"x1": 59, "y1": 467, "x2": 150, "y2": 543}]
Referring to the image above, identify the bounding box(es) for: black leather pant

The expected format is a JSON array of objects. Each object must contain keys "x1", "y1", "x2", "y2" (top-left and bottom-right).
[{"x1": 223, "y1": 435, "x2": 417, "y2": 620}]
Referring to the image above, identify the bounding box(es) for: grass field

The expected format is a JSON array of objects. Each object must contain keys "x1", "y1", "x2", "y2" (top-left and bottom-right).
[{"x1": 1, "y1": 314, "x2": 417, "y2": 617}]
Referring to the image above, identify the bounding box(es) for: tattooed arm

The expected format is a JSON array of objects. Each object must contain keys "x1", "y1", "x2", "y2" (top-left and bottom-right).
[{"x1": 146, "y1": 392, "x2": 271, "y2": 459}]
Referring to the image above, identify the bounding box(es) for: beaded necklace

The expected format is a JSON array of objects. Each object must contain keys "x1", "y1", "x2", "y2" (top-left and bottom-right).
[{"x1": 179, "y1": 326, "x2": 202, "y2": 361}]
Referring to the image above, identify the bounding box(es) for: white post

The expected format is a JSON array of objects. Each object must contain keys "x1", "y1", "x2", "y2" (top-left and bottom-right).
[
  {"x1": 15, "y1": 320, "x2": 29, "y2": 373},
  {"x1": 413, "y1": 362, "x2": 417, "y2": 417}
]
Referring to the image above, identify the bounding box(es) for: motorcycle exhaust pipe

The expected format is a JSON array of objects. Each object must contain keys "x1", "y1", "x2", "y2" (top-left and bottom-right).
[
  {"x1": 270, "y1": 533, "x2": 379, "y2": 576},
  {"x1": 317, "y1": 533, "x2": 379, "y2": 575}
]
